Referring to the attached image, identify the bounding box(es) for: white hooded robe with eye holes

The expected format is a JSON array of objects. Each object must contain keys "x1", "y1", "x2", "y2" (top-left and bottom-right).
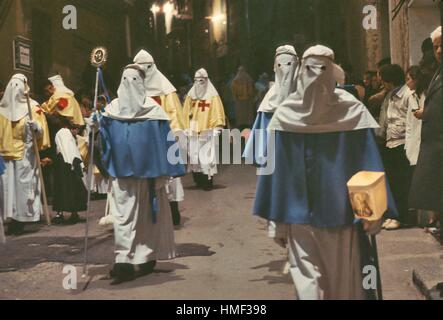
[
  {"x1": 254, "y1": 45, "x2": 392, "y2": 300},
  {"x1": 0, "y1": 74, "x2": 49, "y2": 226},
  {"x1": 101, "y1": 66, "x2": 182, "y2": 264},
  {"x1": 133, "y1": 49, "x2": 185, "y2": 204},
  {"x1": 183, "y1": 68, "x2": 226, "y2": 179},
  {"x1": 244, "y1": 45, "x2": 299, "y2": 242}
]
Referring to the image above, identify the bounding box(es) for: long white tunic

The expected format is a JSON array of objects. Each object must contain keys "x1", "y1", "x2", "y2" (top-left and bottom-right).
[
  {"x1": 187, "y1": 129, "x2": 218, "y2": 179},
  {"x1": 110, "y1": 177, "x2": 176, "y2": 265},
  {"x1": 0, "y1": 119, "x2": 43, "y2": 223},
  {"x1": 287, "y1": 224, "x2": 366, "y2": 300}
]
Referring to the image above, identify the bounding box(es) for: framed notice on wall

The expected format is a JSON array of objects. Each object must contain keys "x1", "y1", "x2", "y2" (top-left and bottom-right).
[{"x1": 13, "y1": 36, "x2": 33, "y2": 72}]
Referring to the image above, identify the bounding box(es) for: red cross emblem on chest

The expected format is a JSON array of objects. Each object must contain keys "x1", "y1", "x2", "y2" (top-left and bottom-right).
[
  {"x1": 197, "y1": 100, "x2": 210, "y2": 112},
  {"x1": 152, "y1": 96, "x2": 162, "y2": 106}
]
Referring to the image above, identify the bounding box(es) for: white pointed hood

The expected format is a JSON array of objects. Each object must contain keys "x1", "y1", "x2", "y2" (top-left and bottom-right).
[
  {"x1": 48, "y1": 75, "x2": 75, "y2": 96},
  {"x1": 268, "y1": 45, "x2": 379, "y2": 134},
  {"x1": 187, "y1": 68, "x2": 220, "y2": 100},
  {"x1": 133, "y1": 49, "x2": 176, "y2": 97},
  {"x1": 259, "y1": 45, "x2": 299, "y2": 113},
  {"x1": 0, "y1": 74, "x2": 38, "y2": 122},
  {"x1": 104, "y1": 65, "x2": 169, "y2": 121}
]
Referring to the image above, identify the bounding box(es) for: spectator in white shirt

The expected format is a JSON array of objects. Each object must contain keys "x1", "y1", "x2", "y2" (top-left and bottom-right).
[
  {"x1": 405, "y1": 66, "x2": 424, "y2": 167},
  {"x1": 378, "y1": 64, "x2": 413, "y2": 230}
]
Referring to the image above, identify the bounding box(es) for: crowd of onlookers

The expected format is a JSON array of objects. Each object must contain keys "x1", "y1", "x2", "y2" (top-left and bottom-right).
[{"x1": 342, "y1": 30, "x2": 442, "y2": 237}]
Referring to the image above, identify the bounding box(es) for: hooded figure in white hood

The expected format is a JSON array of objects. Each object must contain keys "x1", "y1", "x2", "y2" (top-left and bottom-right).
[
  {"x1": 244, "y1": 45, "x2": 299, "y2": 167},
  {"x1": 253, "y1": 45, "x2": 399, "y2": 300},
  {"x1": 98, "y1": 64, "x2": 186, "y2": 285},
  {"x1": 133, "y1": 49, "x2": 185, "y2": 131},
  {"x1": 183, "y1": 68, "x2": 226, "y2": 190},
  {"x1": 133, "y1": 50, "x2": 185, "y2": 226},
  {"x1": 243, "y1": 45, "x2": 298, "y2": 244},
  {"x1": 42, "y1": 74, "x2": 84, "y2": 127},
  {"x1": 0, "y1": 74, "x2": 50, "y2": 236}
]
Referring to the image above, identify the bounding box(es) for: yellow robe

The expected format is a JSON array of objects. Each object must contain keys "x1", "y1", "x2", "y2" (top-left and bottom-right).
[
  {"x1": 0, "y1": 106, "x2": 50, "y2": 161},
  {"x1": 152, "y1": 93, "x2": 185, "y2": 131},
  {"x1": 76, "y1": 135, "x2": 89, "y2": 164},
  {"x1": 183, "y1": 96, "x2": 226, "y2": 133},
  {"x1": 41, "y1": 92, "x2": 85, "y2": 126},
  {"x1": 231, "y1": 79, "x2": 255, "y2": 102}
]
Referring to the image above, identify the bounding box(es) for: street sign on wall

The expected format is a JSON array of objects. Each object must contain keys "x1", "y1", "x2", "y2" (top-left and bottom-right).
[{"x1": 13, "y1": 36, "x2": 33, "y2": 72}]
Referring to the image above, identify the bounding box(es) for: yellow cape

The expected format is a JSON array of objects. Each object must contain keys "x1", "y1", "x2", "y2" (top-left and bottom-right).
[
  {"x1": 155, "y1": 93, "x2": 185, "y2": 131},
  {"x1": 41, "y1": 92, "x2": 85, "y2": 126},
  {"x1": 0, "y1": 106, "x2": 51, "y2": 161},
  {"x1": 183, "y1": 96, "x2": 226, "y2": 133}
]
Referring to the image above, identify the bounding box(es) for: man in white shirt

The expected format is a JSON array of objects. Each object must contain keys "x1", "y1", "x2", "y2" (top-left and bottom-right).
[{"x1": 377, "y1": 64, "x2": 413, "y2": 230}]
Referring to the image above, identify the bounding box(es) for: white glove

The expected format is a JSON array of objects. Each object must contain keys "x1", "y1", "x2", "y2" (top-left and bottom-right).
[
  {"x1": 88, "y1": 112, "x2": 100, "y2": 129},
  {"x1": 363, "y1": 219, "x2": 383, "y2": 236},
  {"x1": 27, "y1": 120, "x2": 40, "y2": 132}
]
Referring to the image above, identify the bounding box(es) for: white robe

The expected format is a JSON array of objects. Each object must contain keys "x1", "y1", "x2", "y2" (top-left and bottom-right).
[
  {"x1": 287, "y1": 224, "x2": 366, "y2": 300},
  {"x1": 110, "y1": 177, "x2": 176, "y2": 264},
  {"x1": 187, "y1": 129, "x2": 218, "y2": 179},
  {"x1": 91, "y1": 174, "x2": 109, "y2": 194},
  {"x1": 0, "y1": 119, "x2": 43, "y2": 223},
  {"x1": 165, "y1": 177, "x2": 184, "y2": 202}
]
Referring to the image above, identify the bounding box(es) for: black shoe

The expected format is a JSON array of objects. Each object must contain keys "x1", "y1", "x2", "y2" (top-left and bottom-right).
[
  {"x1": 52, "y1": 214, "x2": 65, "y2": 225},
  {"x1": 203, "y1": 177, "x2": 214, "y2": 191},
  {"x1": 170, "y1": 202, "x2": 181, "y2": 226},
  {"x1": 5, "y1": 220, "x2": 25, "y2": 236},
  {"x1": 65, "y1": 213, "x2": 85, "y2": 225},
  {"x1": 110, "y1": 264, "x2": 136, "y2": 285},
  {"x1": 193, "y1": 173, "x2": 204, "y2": 188},
  {"x1": 136, "y1": 261, "x2": 157, "y2": 278}
]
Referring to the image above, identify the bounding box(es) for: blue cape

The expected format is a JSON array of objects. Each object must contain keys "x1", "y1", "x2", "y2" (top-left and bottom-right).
[
  {"x1": 243, "y1": 112, "x2": 273, "y2": 166},
  {"x1": 253, "y1": 129, "x2": 399, "y2": 228},
  {"x1": 99, "y1": 116, "x2": 185, "y2": 179}
]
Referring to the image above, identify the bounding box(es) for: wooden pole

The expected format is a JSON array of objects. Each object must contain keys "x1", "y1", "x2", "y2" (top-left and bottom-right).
[
  {"x1": 371, "y1": 235, "x2": 383, "y2": 300},
  {"x1": 24, "y1": 82, "x2": 51, "y2": 226},
  {"x1": 83, "y1": 67, "x2": 100, "y2": 277}
]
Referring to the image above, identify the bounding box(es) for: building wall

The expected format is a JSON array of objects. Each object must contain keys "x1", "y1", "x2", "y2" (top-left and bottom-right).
[
  {"x1": 389, "y1": 0, "x2": 410, "y2": 71},
  {"x1": 408, "y1": 4, "x2": 440, "y2": 65},
  {"x1": 0, "y1": 0, "x2": 27, "y2": 87},
  {"x1": 0, "y1": 0, "x2": 131, "y2": 97},
  {"x1": 334, "y1": 0, "x2": 391, "y2": 81}
]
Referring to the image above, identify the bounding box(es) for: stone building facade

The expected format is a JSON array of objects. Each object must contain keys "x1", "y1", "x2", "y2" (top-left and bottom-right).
[{"x1": 0, "y1": 0, "x2": 135, "y2": 97}]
